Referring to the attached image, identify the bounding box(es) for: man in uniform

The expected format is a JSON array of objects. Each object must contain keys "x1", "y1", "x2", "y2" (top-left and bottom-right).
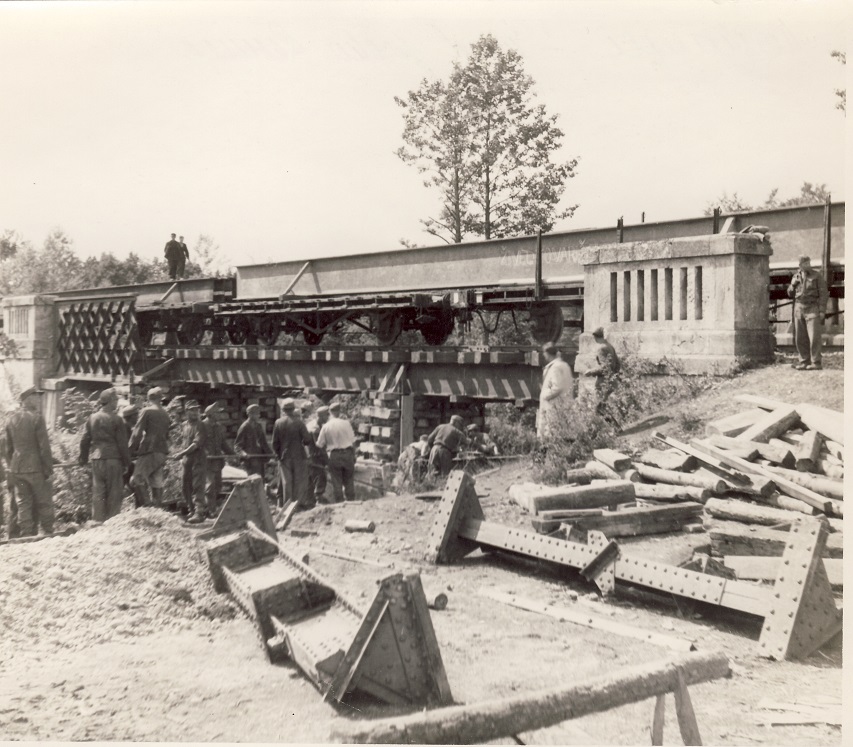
[
  {"x1": 537, "y1": 342, "x2": 573, "y2": 440},
  {"x1": 317, "y1": 401, "x2": 357, "y2": 503},
  {"x1": 272, "y1": 398, "x2": 314, "y2": 510},
  {"x1": 203, "y1": 403, "x2": 232, "y2": 516},
  {"x1": 120, "y1": 403, "x2": 144, "y2": 507},
  {"x1": 164, "y1": 233, "x2": 183, "y2": 280},
  {"x1": 788, "y1": 255, "x2": 829, "y2": 370},
  {"x1": 306, "y1": 405, "x2": 330, "y2": 504},
  {"x1": 426, "y1": 415, "x2": 467, "y2": 478},
  {"x1": 234, "y1": 404, "x2": 273, "y2": 478},
  {"x1": 173, "y1": 400, "x2": 208, "y2": 523},
  {"x1": 129, "y1": 387, "x2": 171, "y2": 507},
  {"x1": 177, "y1": 235, "x2": 190, "y2": 278},
  {"x1": 466, "y1": 423, "x2": 499, "y2": 456},
  {"x1": 584, "y1": 327, "x2": 622, "y2": 407},
  {"x1": 79, "y1": 388, "x2": 132, "y2": 522},
  {"x1": 5, "y1": 388, "x2": 54, "y2": 536}
]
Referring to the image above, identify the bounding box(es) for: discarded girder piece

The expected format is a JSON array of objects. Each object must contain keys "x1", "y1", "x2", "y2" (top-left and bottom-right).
[
  {"x1": 758, "y1": 518, "x2": 843, "y2": 660},
  {"x1": 580, "y1": 531, "x2": 618, "y2": 596},
  {"x1": 206, "y1": 524, "x2": 453, "y2": 707},
  {"x1": 424, "y1": 470, "x2": 484, "y2": 564},
  {"x1": 204, "y1": 475, "x2": 276, "y2": 540}
]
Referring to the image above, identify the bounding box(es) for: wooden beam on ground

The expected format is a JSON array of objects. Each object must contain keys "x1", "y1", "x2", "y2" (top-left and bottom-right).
[
  {"x1": 704, "y1": 437, "x2": 759, "y2": 461},
  {"x1": 705, "y1": 408, "x2": 767, "y2": 438},
  {"x1": 633, "y1": 463, "x2": 727, "y2": 493},
  {"x1": 761, "y1": 465, "x2": 844, "y2": 501},
  {"x1": 709, "y1": 434, "x2": 793, "y2": 467},
  {"x1": 530, "y1": 508, "x2": 604, "y2": 535},
  {"x1": 593, "y1": 448, "x2": 633, "y2": 472},
  {"x1": 735, "y1": 396, "x2": 845, "y2": 445},
  {"x1": 561, "y1": 503, "x2": 704, "y2": 539},
  {"x1": 330, "y1": 651, "x2": 730, "y2": 744},
  {"x1": 722, "y1": 555, "x2": 842, "y2": 588},
  {"x1": 794, "y1": 430, "x2": 823, "y2": 473},
  {"x1": 584, "y1": 460, "x2": 622, "y2": 481},
  {"x1": 633, "y1": 483, "x2": 711, "y2": 502},
  {"x1": 704, "y1": 498, "x2": 806, "y2": 527},
  {"x1": 638, "y1": 448, "x2": 698, "y2": 472},
  {"x1": 527, "y1": 481, "x2": 636, "y2": 515},
  {"x1": 693, "y1": 467, "x2": 775, "y2": 500},
  {"x1": 736, "y1": 405, "x2": 800, "y2": 444},
  {"x1": 709, "y1": 523, "x2": 842, "y2": 558}
]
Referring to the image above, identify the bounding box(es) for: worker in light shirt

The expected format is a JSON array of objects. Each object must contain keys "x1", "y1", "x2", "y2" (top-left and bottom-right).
[{"x1": 316, "y1": 401, "x2": 357, "y2": 502}]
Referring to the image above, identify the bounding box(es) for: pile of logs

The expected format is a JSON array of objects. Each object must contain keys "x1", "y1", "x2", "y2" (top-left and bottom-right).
[{"x1": 508, "y1": 394, "x2": 843, "y2": 587}]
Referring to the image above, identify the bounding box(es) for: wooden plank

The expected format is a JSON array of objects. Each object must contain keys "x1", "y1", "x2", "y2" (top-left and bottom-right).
[
  {"x1": 794, "y1": 430, "x2": 823, "y2": 473},
  {"x1": 562, "y1": 503, "x2": 703, "y2": 538},
  {"x1": 709, "y1": 524, "x2": 842, "y2": 558},
  {"x1": 583, "y1": 460, "x2": 622, "y2": 481},
  {"x1": 593, "y1": 448, "x2": 632, "y2": 472},
  {"x1": 638, "y1": 448, "x2": 698, "y2": 472},
  {"x1": 673, "y1": 671, "x2": 703, "y2": 746},
  {"x1": 633, "y1": 483, "x2": 711, "y2": 502},
  {"x1": 704, "y1": 437, "x2": 759, "y2": 461},
  {"x1": 705, "y1": 408, "x2": 766, "y2": 438},
  {"x1": 796, "y1": 403, "x2": 844, "y2": 445},
  {"x1": 331, "y1": 650, "x2": 730, "y2": 745},
  {"x1": 709, "y1": 434, "x2": 793, "y2": 467},
  {"x1": 651, "y1": 695, "x2": 666, "y2": 746},
  {"x1": 762, "y1": 465, "x2": 844, "y2": 500},
  {"x1": 693, "y1": 466, "x2": 775, "y2": 500},
  {"x1": 736, "y1": 405, "x2": 800, "y2": 444},
  {"x1": 815, "y1": 459, "x2": 843, "y2": 479},
  {"x1": 733, "y1": 393, "x2": 788, "y2": 411},
  {"x1": 722, "y1": 555, "x2": 842, "y2": 587},
  {"x1": 528, "y1": 481, "x2": 636, "y2": 514},
  {"x1": 704, "y1": 498, "x2": 804, "y2": 527},
  {"x1": 633, "y1": 463, "x2": 726, "y2": 493}
]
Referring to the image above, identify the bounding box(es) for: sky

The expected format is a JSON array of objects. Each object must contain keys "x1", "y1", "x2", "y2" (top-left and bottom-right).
[{"x1": 0, "y1": 0, "x2": 847, "y2": 271}]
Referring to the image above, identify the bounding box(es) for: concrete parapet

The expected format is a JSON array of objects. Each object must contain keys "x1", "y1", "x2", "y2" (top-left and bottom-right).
[{"x1": 581, "y1": 234, "x2": 774, "y2": 373}]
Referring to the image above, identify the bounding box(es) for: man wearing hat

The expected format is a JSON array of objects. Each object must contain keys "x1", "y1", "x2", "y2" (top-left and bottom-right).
[
  {"x1": 788, "y1": 255, "x2": 829, "y2": 370},
  {"x1": 234, "y1": 404, "x2": 273, "y2": 478},
  {"x1": 164, "y1": 233, "x2": 183, "y2": 280},
  {"x1": 120, "y1": 403, "x2": 144, "y2": 507},
  {"x1": 317, "y1": 401, "x2": 357, "y2": 502},
  {"x1": 272, "y1": 398, "x2": 314, "y2": 510},
  {"x1": 79, "y1": 388, "x2": 132, "y2": 522},
  {"x1": 177, "y1": 235, "x2": 190, "y2": 279},
  {"x1": 172, "y1": 400, "x2": 209, "y2": 522},
  {"x1": 584, "y1": 328, "x2": 621, "y2": 405},
  {"x1": 537, "y1": 342, "x2": 573, "y2": 440},
  {"x1": 425, "y1": 414, "x2": 467, "y2": 478},
  {"x1": 306, "y1": 405, "x2": 330, "y2": 503},
  {"x1": 203, "y1": 403, "x2": 232, "y2": 515},
  {"x1": 4, "y1": 388, "x2": 54, "y2": 536},
  {"x1": 129, "y1": 387, "x2": 172, "y2": 507},
  {"x1": 466, "y1": 424, "x2": 499, "y2": 457}
]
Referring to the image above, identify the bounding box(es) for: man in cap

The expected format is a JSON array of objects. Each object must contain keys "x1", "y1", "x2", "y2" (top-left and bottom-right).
[
  {"x1": 306, "y1": 405, "x2": 330, "y2": 503},
  {"x1": 120, "y1": 403, "x2": 144, "y2": 507},
  {"x1": 317, "y1": 401, "x2": 357, "y2": 502},
  {"x1": 177, "y1": 235, "x2": 190, "y2": 279},
  {"x1": 466, "y1": 423, "x2": 499, "y2": 457},
  {"x1": 79, "y1": 388, "x2": 132, "y2": 522},
  {"x1": 172, "y1": 400, "x2": 209, "y2": 522},
  {"x1": 164, "y1": 233, "x2": 183, "y2": 280},
  {"x1": 788, "y1": 255, "x2": 829, "y2": 370},
  {"x1": 426, "y1": 414, "x2": 467, "y2": 478},
  {"x1": 272, "y1": 397, "x2": 314, "y2": 510},
  {"x1": 4, "y1": 388, "x2": 54, "y2": 536},
  {"x1": 203, "y1": 403, "x2": 232, "y2": 516},
  {"x1": 537, "y1": 341, "x2": 573, "y2": 440},
  {"x1": 167, "y1": 394, "x2": 186, "y2": 429},
  {"x1": 584, "y1": 328, "x2": 621, "y2": 409},
  {"x1": 234, "y1": 404, "x2": 273, "y2": 478},
  {"x1": 129, "y1": 387, "x2": 171, "y2": 507}
]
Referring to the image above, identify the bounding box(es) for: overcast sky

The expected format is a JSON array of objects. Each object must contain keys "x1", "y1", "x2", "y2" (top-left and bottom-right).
[{"x1": 0, "y1": 1, "x2": 846, "y2": 270}]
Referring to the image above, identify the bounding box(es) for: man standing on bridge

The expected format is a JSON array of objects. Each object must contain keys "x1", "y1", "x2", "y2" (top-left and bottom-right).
[
  {"x1": 788, "y1": 255, "x2": 829, "y2": 370},
  {"x1": 272, "y1": 398, "x2": 314, "y2": 511},
  {"x1": 164, "y1": 233, "x2": 183, "y2": 280},
  {"x1": 177, "y1": 235, "x2": 190, "y2": 278}
]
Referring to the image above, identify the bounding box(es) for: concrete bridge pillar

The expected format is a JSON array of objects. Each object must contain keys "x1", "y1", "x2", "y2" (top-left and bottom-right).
[{"x1": 1, "y1": 294, "x2": 58, "y2": 397}]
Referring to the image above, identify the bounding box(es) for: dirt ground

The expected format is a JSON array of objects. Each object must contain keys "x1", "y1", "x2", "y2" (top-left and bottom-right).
[{"x1": 0, "y1": 354, "x2": 844, "y2": 744}]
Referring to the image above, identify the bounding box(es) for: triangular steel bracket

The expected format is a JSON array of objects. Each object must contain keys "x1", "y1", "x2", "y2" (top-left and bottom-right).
[
  {"x1": 323, "y1": 573, "x2": 453, "y2": 707},
  {"x1": 424, "y1": 470, "x2": 485, "y2": 564},
  {"x1": 758, "y1": 518, "x2": 843, "y2": 660}
]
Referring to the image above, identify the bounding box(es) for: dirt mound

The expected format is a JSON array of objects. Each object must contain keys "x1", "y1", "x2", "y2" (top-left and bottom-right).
[{"x1": 0, "y1": 508, "x2": 237, "y2": 659}]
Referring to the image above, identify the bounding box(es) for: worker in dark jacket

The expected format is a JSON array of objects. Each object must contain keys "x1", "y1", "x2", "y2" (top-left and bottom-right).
[
  {"x1": 272, "y1": 398, "x2": 314, "y2": 510},
  {"x1": 234, "y1": 404, "x2": 273, "y2": 477},
  {"x1": 426, "y1": 415, "x2": 467, "y2": 478},
  {"x1": 203, "y1": 403, "x2": 232, "y2": 515},
  {"x1": 173, "y1": 400, "x2": 208, "y2": 523},
  {"x1": 80, "y1": 388, "x2": 132, "y2": 521},
  {"x1": 177, "y1": 235, "x2": 190, "y2": 278},
  {"x1": 306, "y1": 406, "x2": 330, "y2": 503},
  {"x1": 5, "y1": 388, "x2": 54, "y2": 536},
  {"x1": 129, "y1": 387, "x2": 171, "y2": 507},
  {"x1": 164, "y1": 233, "x2": 183, "y2": 280},
  {"x1": 788, "y1": 255, "x2": 829, "y2": 370}
]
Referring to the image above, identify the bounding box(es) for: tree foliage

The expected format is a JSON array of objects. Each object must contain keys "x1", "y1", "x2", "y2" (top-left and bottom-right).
[
  {"x1": 831, "y1": 50, "x2": 845, "y2": 114},
  {"x1": 396, "y1": 34, "x2": 578, "y2": 244},
  {"x1": 704, "y1": 182, "x2": 832, "y2": 216}
]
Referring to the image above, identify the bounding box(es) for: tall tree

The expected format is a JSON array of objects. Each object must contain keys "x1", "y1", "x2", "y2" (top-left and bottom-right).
[
  {"x1": 396, "y1": 34, "x2": 578, "y2": 244},
  {"x1": 704, "y1": 182, "x2": 832, "y2": 216},
  {"x1": 831, "y1": 50, "x2": 845, "y2": 113}
]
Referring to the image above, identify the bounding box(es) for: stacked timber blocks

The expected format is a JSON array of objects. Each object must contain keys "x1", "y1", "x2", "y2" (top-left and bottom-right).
[{"x1": 359, "y1": 390, "x2": 402, "y2": 462}]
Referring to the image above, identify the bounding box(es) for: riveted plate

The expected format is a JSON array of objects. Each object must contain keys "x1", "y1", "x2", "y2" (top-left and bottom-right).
[{"x1": 424, "y1": 470, "x2": 484, "y2": 564}]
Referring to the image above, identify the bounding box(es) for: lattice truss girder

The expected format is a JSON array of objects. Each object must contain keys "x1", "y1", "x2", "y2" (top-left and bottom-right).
[{"x1": 57, "y1": 300, "x2": 143, "y2": 376}]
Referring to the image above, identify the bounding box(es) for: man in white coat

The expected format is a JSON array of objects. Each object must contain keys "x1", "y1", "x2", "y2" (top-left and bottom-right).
[{"x1": 536, "y1": 342, "x2": 574, "y2": 440}]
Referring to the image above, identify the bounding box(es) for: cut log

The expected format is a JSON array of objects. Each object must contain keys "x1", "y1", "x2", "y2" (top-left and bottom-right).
[
  {"x1": 619, "y1": 468, "x2": 642, "y2": 483},
  {"x1": 331, "y1": 650, "x2": 730, "y2": 745},
  {"x1": 653, "y1": 433, "x2": 754, "y2": 484},
  {"x1": 823, "y1": 439, "x2": 844, "y2": 461},
  {"x1": 762, "y1": 465, "x2": 844, "y2": 500},
  {"x1": 633, "y1": 483, "x2": 711, "y2": 502},
  {"x1": 528, "y1": 481, "x2": 636, "y2": 514},
  {"x1": 633, "y1": 463, "x2": 727, "y2": 493},
  {"x1": 593, "y1": 448, "x2": 633, "y2": 472},
  {"x1": 689, "y1": 440, "x2": 835, "y2": 515},
  {"x1": 722, "y1": 555, "x2": 842, "y2": 588},
  {"x1": 815, "y1": 459, "x2": 843, "y2": 480},
  {"x1": 705, "y1": 408, "x2": 767, "y2": 438},
  {"x1": 705, "y1": 436, "x2": 759, "y2": 461},
  {"x1": 344, "y1": 519, "x2": 376, "y2": 533},
  {"x1": 583, "y1": 460, "x2": 622, "y2": 481},
  {"x1": 704, "y1": 498, "x2": 807, "y2": 527},
  {"x1": 709, "y1": 524, "x2": 842, "y2": 558},
  {"x1": 563, "y1": 468, "x2": 595, "y2": 485},
  {"x1": 794, "y1": 430, "x2": 823, "y2": 473},
  {"x1": 796, "y1": 403, "x2": 844, "y2": 445},
  {"x1": 763, "y1": 492, "x2": 818, "y2": 516},
  {"x1": 693, "y1": 466, "x2": 775, "y2": 500},
  {"x1": 560, "y1": 502, "x2": 704, "y2": 538},
  {"x1": 736, "y1": 405, "x2": 800, "y2": 444},
  {"x1": 710, "y1": 434, "x2": 793, "y2": 468},
  {"x1": 639, "y1": 448, "x2": 698, "y2": 472}
]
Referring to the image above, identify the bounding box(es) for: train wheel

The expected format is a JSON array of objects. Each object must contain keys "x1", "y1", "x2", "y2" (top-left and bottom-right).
[
  {"x1": 375, "y1": 312, "x2": 403, "y2": 346},
  {"x1": 302, "y1": 329, "x2": 324, "y2": 346},
  {"x1": 226, "y1": 316, "x2": 251, "y2": 345},
  {"x1": 177, "y1": 316, "x2": 205, "y2": 346},
  {"x1": 257, "y1": 317, "x2": 280, "y2": 347},
  {"x1": 529, "y1": 302, "x2": 564, "y2": 345},
  {"x1": 419, "y1": 311, "x2": 454, "y2": 346}
]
